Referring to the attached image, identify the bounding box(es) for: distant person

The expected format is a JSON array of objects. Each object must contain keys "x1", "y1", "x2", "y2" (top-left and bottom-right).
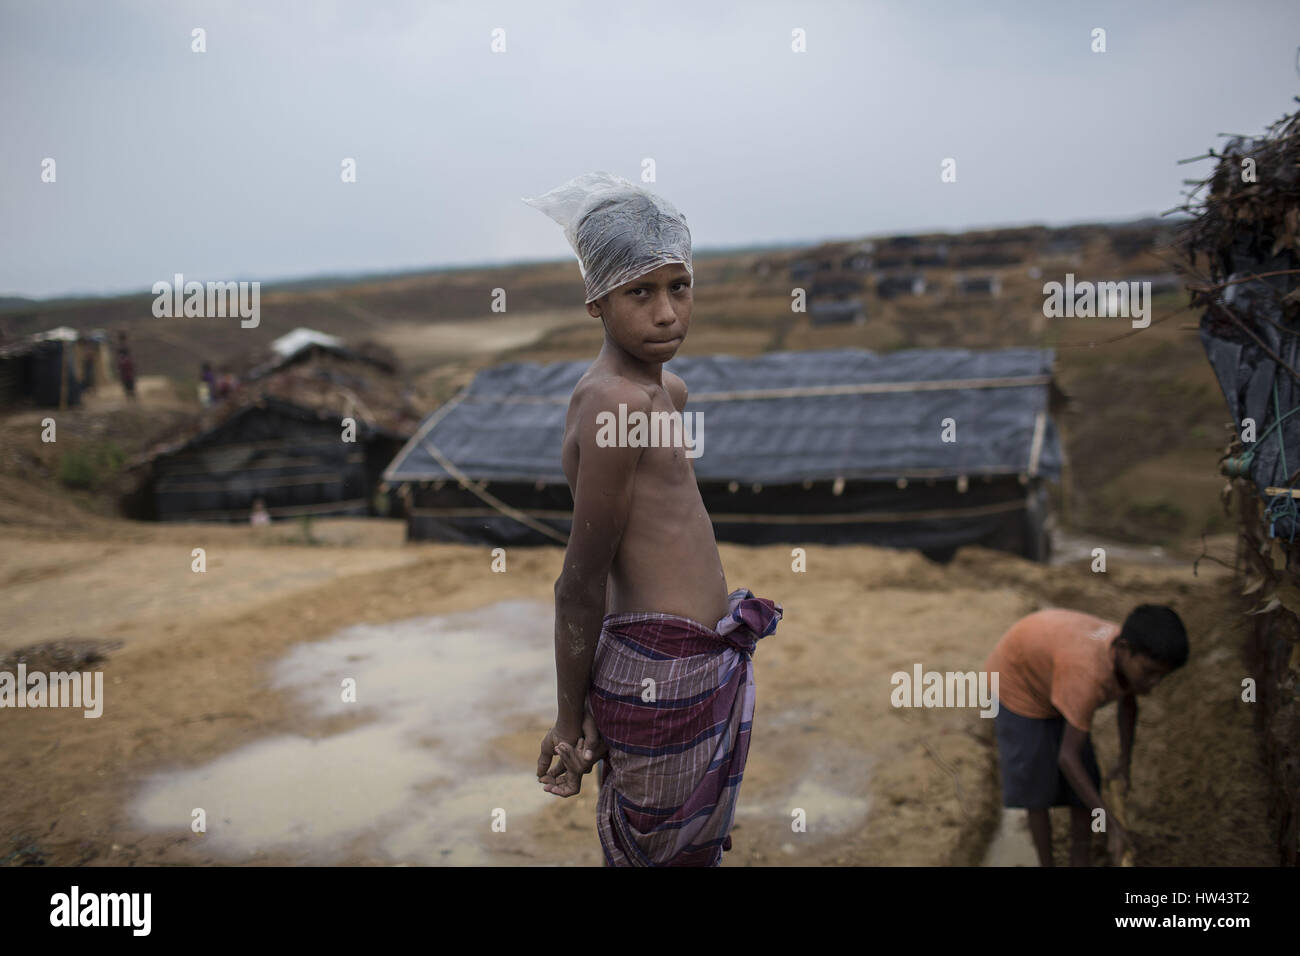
[
  {"x1": 81, "y1": 348, "x2": 96, "y2": 390},
  {"x1": 526, "y1": 172, "x2": 782, "y2": 866},
  {"x1": 216, "y1": 371, "x2": 235, "y2": 400},
  {"x1": 199, "y1": 361, "x2": 216, "y2": 406},
  {"x1": 249, "y1": 498, "x2": 270, "y2": 527},
  {"x1": 983, "y1": 605, "x2": 1189, "y2": 866},
  {"x1": 115, "y1": 332, "x2": 136, "y2": 400}
]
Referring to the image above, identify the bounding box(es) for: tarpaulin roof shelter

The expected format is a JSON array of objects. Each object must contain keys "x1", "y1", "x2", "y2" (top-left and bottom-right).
[
  {"x1": 385, "y1": 347, "x2": 1064, "y2": 558},
  {"x1": 132, "y1": 350, "x2": 423, "y2": 522}
]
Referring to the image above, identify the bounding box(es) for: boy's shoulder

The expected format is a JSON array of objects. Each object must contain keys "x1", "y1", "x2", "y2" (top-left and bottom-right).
[
  {"x1": 571, "y1": 360, "x2": 692, "y2": 416},
  {"x1": 663, "y1": 368, "x2": 687, "y2": 411},
  {"x1": 570, "y1": 368, "x2": 655, "y2": 414},
  {"x1": 566, "y1": 369, "x2": 656, "y2": 448},
  {"x1": 1019, "y1": 607, "x2": 1116, "y2": 635},
  {"x1": 998, "y1": 609, "x2": 1119, "y2": 661}
]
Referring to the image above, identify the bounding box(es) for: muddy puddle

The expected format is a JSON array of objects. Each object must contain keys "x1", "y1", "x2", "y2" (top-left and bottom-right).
[{"x1": 131, "y1": 600, "x2": 557, "y2": 864}]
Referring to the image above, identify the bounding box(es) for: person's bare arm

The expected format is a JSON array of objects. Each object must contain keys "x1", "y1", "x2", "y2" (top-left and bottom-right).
[
  {"x1": 537, "y1": 381, "x2": 649, "y2": 794},
  {"x1": 1059, "y1": 723, "x2": 1128, "y2": 852},
  {"x1": 1110, "y1": 694, "x2": 1137, "y2": 792}
]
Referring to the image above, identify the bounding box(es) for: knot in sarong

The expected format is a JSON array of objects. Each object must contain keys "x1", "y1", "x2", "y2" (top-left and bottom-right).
[{"x1": 715, "y1": 589, "x2": 782, "y2": 655}]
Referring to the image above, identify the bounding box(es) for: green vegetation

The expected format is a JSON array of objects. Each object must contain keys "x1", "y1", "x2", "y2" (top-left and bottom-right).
[
  {"x1": 57, "y1": 441, "x2": 126, "y2": 490},
  {"x1": 295, "y1": 515, "x2": 323, "y2": 546}
]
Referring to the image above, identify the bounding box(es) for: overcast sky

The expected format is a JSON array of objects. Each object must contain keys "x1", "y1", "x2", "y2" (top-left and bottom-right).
[{"x1": 2, "y1": 0, "x2": 1298, "y2": 299}]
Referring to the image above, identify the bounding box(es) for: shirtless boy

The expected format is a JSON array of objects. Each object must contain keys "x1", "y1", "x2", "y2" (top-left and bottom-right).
[{"x1": 526, "y1": 173, "x2": 781, "y2": 866}]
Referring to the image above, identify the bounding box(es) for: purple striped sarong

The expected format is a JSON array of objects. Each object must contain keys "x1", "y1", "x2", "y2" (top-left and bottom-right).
[{"x1": 589, "y1": 588, "x2": 782, "y2": 867}]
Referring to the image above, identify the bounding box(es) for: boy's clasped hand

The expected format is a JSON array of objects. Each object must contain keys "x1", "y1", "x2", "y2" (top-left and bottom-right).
[{"x1": 536, "y1": 711, "x2": 608, "y2": 798}]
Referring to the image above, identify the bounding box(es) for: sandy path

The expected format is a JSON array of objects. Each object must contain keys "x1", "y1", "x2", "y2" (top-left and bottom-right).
[{"x1": 0, "y1": 539, "x2": 421, "y2": 654}]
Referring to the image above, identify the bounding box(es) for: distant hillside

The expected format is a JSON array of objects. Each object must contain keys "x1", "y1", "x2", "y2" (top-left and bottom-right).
[
  {"x1": 0, "y1": 216, "x2": 1230, "y2": 547},
  {"x1": 0, "y1": 217, "x2": 1181, "y2": 379}
]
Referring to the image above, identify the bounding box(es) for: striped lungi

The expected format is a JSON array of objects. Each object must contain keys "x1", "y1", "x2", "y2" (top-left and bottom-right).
[{"x1": 588, "y1": 588, "x2": 782, "y2": 866}]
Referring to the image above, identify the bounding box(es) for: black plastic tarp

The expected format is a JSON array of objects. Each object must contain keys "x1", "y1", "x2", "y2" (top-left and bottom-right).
[
  {"x1": 1199, "y1": 243, "x2": 1300, "y2": 538},
  {"x1": 385, "y1": 347, "x2": 1063, "y2": 485}
]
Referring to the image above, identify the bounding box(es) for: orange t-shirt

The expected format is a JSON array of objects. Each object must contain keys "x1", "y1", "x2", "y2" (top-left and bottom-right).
[{"x1": 983, "y1": 609, "x2": 1122, "y2": 730}]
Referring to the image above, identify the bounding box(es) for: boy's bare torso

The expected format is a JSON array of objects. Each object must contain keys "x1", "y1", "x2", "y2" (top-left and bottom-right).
[{"x1": 562, "y1": 363, "x2": 729, "y2": 626}]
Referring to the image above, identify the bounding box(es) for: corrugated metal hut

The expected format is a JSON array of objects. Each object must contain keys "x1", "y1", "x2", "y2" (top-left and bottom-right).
[{"x1": 384, "y1": 347, "x2": 1066, "y2": 561}]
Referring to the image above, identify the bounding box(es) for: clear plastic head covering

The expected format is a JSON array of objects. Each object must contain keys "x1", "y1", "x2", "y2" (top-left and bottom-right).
[{"x1": 522, "y1": 171, "x2": 693, "y2": 305}]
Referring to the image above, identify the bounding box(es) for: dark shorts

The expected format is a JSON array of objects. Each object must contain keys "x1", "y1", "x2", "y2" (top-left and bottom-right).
[{"x1": 994, "y1": 701, "x2": 1099, "y2": 809}]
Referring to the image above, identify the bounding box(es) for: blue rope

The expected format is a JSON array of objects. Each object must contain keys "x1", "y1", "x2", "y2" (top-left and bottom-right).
[{"x1": 1265, "y1": 379, "x2": 1300, "y2": 541}]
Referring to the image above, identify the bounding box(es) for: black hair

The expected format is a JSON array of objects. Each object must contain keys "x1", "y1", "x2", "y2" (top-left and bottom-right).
[{"x1": 1118, "y1": 604, "x2": 1188, "y2": 669}]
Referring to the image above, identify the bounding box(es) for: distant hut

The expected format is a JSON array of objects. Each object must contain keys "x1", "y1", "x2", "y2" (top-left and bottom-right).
[
  {"x1": 0, "y1": 327, "x2": 89, "y2": 409},
  {"x1": 955, "y1": 246, "x2": 1022, "y2": 268},
  {"x1": 909, "y1": 243, "x2": 949, "y2": 268},
  {"x1": 808, "y1": 276, "x2": 867, "y2": 325},
  {"x1": 876, "y1": 275, "x2": 927, "y2": 299},
  {"x1": 789, "y1": 259, "x2": 817, "y2": 281},
  {"x1": 956, "y1": 274, "x2": 1002, "y2": 297},
  {"x1": 131, "y1": 332, "x2": 421, "y2": 522},
  {"x1": 1040, "y1": 236, "x2": 1083, "y2": 264},
  {"x1": 234, "y1": 327, "x2": 397, "y2": 381},
  {"x1": 384, "y1": 348, "x2": 1065, "y2": 562}
]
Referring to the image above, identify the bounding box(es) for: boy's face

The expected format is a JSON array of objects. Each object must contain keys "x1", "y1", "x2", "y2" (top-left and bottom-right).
[
  {"x1": 1114, "y1": 641, "x2": 1173, "y2": 695},
  {"x1": 587, "y1": 263, "x2": 692, "y2": 363}
]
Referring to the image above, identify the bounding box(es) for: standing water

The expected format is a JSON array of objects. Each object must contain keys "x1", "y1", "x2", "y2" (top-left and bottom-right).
[{"x1": 131, "y1": 600, "x2": 561, "y2": 864}]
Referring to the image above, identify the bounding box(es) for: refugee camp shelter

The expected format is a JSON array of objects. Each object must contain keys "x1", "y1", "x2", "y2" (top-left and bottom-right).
[
  {"x1": 0, "y1": 326, "x2": 110, "y2": 409},
  {"x1": 789, "y1": 259, "x2": 816, "y2": 281},
  {"x1": 132, "y1": 343, "x2": 422, "y2": 522},
  {"x1": 384, "y1": 347, "x2": 1065, "y2": 561},
  {"x1": 234, "y1": 327, "x2": 397, "y2": 381},
  {"x1": 808, "y1": 276, "x2": 867, "y2": 326},
  {"x1": 876, "y1": 275, "x2": 927, "y2": 299},
  {"x1": 956, "y1": 275, "x2": 1003, "y2": 296}
]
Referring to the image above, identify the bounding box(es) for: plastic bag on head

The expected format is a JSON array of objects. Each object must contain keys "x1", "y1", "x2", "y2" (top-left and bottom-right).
[{"x1": 522, "y1": 171, "x2": 693, "y2": 305}]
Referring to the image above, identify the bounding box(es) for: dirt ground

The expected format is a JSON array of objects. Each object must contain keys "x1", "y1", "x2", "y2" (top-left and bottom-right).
[{"x1": 0, "y1": 505, "x2": 1278, "y2": 866}]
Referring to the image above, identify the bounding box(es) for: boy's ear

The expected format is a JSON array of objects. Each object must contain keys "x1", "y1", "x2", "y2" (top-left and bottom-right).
[{"x1": 586, "y1": 298, "x2": 604, "y2": 321}]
